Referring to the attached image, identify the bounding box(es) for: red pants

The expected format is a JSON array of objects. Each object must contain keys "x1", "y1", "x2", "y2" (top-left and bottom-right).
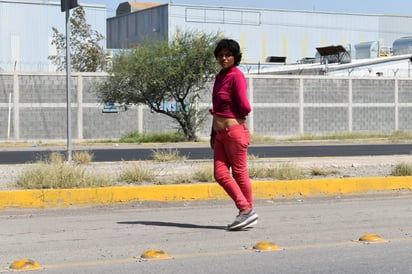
[{"x1": 213, "y1": 124, "x2": 253, "y2": 211}]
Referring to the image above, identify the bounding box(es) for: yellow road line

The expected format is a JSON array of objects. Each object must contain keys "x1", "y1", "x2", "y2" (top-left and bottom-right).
[{"x1": 2, "y1": 237, "x2": 411, "y2": 272}]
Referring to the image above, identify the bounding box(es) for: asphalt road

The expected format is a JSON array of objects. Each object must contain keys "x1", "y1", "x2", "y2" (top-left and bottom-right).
[
  {"x1": 1, "y1": 194, "x2": 412, "y2": 273},
  {"x1": 1, "y1": 143, "x2": 412, "y2": 164}
]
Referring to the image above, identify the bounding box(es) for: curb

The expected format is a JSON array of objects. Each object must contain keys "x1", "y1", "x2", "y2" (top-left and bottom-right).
[{"x1": 1, "y1": 176, "x2": 412, "y2": 209}]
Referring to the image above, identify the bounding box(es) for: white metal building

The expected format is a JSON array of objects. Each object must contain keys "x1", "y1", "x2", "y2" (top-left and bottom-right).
[
  {"x1": 2, "y1": 1, "x2": 412, "y2": 73},
  {"x1": 107, "y1": 2, "x2": 412, "y2": 65},
  {"x1": 0, "y1": 0, "x2": 106, "y2": 72}
]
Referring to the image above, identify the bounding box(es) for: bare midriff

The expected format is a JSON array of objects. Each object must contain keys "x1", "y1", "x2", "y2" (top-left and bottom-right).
[{"x1": 212, "y1": 115, "x2": 245, "y2": 132}]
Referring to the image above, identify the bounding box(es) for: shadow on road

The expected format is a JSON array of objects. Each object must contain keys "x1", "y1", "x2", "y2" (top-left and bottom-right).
[{"x1": 117, "y1": 220, "x2": 225, "y2": 230}]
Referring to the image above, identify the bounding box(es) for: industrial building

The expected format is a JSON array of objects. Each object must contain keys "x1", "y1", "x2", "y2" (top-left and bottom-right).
[
  {"x1": 107, "y1": 2, "x2": 412, "y2": 66},
  {"x1": 2, "y1": 1, "x2": 412, "y2": 74},
  {"x1": 0, "y1": 0, "x2": 106, "y2": 72}
]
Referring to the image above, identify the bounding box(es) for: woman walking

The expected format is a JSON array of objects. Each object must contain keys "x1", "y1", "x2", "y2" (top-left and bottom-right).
[{"x1": 209, "y1": 38, "x2": 258, "y2": 231}]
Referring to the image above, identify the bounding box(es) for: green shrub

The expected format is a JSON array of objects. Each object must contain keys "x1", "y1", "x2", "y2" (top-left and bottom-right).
[{"x1": 119, "y1": 131, "x2": 186, "y2": 143}]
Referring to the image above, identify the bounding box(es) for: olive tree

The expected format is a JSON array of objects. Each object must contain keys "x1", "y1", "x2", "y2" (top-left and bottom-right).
[
  {"x1": 49, "y1": 6, "x2": 108, "y2": 72},
  {"x1": 97, "y1": 30, "x2": 221, "y2": 141}
]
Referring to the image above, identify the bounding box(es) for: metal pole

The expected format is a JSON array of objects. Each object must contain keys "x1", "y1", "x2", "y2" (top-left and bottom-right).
[
  {"x1": 7, "y1": 92, "x2": 11, "y2": 140},
  {"x1": 65, "y1": 8, "x2": 72, "y2": 161}
]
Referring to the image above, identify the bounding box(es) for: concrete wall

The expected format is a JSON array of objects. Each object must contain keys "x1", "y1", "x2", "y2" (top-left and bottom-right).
[{"x1": 1, "y1": 72, "x2": 411, "y2": 142}]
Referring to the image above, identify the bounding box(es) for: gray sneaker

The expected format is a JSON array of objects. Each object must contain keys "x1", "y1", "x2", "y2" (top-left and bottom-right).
[
  {"x1": 227, "y1": 210, "x2": 258, "y2": 231},
  {"x1": 243, "y1": 218, "x2": 258, "y2": 229}
]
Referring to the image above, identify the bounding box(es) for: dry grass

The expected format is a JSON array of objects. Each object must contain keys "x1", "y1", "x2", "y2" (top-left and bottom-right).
[
  {"x1": 119, "y1": 164, "x2": 157, "y2": 184},
  {"x1": 12, "y1": 148, "x2": 326, "y2": 189},
  {"x1": 152, "y1": 148, "x2": 187, "y2": 162},
  {"x1": 289, "y1": 131, "x2": 412, "y2": 142},
  {"x1": 192, "y1": 165, "x2": 215, "y2": 182},
  {"x1": 257, "y1": 163, "x2": 306, "y2": 180},
  {"x1": 15, "y1": 162, "x2": 114, "y2": 189},
  {"x1": 249, "y1": 163, "x2": 306, "y2": 180},
  {"x1": 73, "y1": 151, "x2": 94, "y2": 164},
  {"x1": 49, "y1": 152, "x2": 65, "y2": 164},
  {"x1": 248, "y1": 165, "x2": 269, "y2": 179},
  {"x1": 14, "y1": 152, "x2": 113, "y2": 189},
  {"x1": 248, "y1": 154, "x2": 259, "y2": 160},
  {"x1": 191, "y1": 163, "x2": 308, "y2": 182},
  {"x1": 391, "y1": 162, "x2": 412, "y2": 176},
  {"x1": 250, "y1": 135, "x2": 276, "y2": 143},
  {"x1": 310, "y1": 167, "x2": 340, "y2": 176},
  {"x1": 265, "y1": 163, "x2": 306, "y2": 180},
  {"x1": 169, "y1": 174, "x2": 193, "y2": 184}
]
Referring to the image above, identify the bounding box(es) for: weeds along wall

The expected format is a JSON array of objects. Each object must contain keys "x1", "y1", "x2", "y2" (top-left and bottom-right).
[{"x1": 1, "y1": 72, "x2": 412, "y2": 142}]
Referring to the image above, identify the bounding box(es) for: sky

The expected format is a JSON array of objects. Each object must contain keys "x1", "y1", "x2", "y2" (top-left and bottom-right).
[{"x1": 79, "y1": 0, "x2": 412, "y2": 18}]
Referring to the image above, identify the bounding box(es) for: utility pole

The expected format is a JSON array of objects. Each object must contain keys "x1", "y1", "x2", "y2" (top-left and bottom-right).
[{"x1": 61, "y1": 0, "x2": 79, "y2": 161}]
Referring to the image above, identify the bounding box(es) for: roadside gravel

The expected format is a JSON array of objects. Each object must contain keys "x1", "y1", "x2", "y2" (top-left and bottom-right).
[{"x1": 1, "y1": 154, "x2": 411, "y2": 190}]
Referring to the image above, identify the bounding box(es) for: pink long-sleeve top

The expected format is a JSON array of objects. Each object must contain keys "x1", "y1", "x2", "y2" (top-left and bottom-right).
[{"x1": 210, "y1": 66, "x2": 251, "y2": 120}]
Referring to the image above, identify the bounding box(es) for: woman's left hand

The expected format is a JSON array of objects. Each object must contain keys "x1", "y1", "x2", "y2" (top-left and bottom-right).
[{"x1": 210, "y1": 136, "x2": 215, "y2": 150}]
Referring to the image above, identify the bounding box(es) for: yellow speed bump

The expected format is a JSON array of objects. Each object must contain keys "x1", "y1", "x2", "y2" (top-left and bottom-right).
[
  {"x1": 9, "y1": 259, "x2": 41, "y2": 270},
  {"x1": 141, "y1": 249, "x2": 170, "y2": 260},
  {"x1": 253, "y1": 241, "x2": 280, "y2": 251},
  {"x1": 359, "y1": 234, "x2": 386, "y2": 243}
]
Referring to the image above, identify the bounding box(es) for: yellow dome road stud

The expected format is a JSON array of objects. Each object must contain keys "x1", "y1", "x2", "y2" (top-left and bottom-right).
[
  {"x1": 9, "y1": 259, "x2": 42, "y2": 270},
  {"x1": 253, "y1": 241, "x2": 280, "y2": 251},
  {"x1": 141, "y1": 249, "x2": 170, "y2": 260},
  {"x1": 358, "y1": 234, "x2": 386, "y2": 243}
]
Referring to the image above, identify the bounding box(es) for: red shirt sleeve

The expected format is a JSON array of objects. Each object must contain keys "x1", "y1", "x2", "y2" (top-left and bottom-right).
[{"x1": 232, "y1": 71, "x2": 251, "y2": 117}]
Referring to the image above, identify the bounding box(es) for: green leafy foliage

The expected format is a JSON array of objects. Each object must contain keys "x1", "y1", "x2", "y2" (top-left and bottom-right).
[
  {"x1": 48, "y1": 6, "x2": 108, "y2": 72},
  {"x1": 97, "y1": 30, "x2": 221, "y2": 141},
  {"x1": 119, "y1": 131, "x2": 185, "y2": 143}
]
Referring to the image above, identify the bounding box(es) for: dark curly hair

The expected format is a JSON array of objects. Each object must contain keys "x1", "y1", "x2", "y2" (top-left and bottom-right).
[{"x1": 214, "y1": 39, "x2": 242, "y2": 66}]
